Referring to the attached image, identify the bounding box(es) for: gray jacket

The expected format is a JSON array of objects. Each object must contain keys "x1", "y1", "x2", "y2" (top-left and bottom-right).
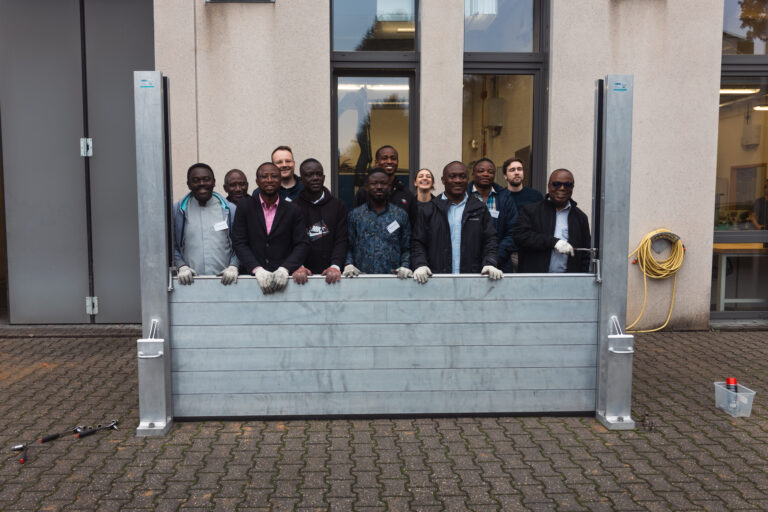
[{"x1": 172, "y1": 191, "x2": 239, "y2": 269}]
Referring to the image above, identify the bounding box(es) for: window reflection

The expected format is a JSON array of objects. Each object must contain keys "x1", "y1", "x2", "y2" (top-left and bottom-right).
[
  {"x1": 462, "y1": 74, "x2": 534, "y2": 185},
  {"x1": 723, "y1": 0, "x2": 768, "y2": 55},
  {"x1": 336, "y1": 76, "x2": 410, "y2": 208},
  {"x1": 712, "y1": 77, "x2": 768, "y2": 312},
  {"x1": 464, "y1": 0, "x2": 534, "y2": 53},
  {"x1": 333, "y1": 0, "x2": 416, "y2": 51},
  {"x1": 716, "y1": 80, "x2": 768, "y2": 230}
]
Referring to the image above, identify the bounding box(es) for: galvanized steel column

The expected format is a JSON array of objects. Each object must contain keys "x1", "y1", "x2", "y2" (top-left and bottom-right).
[
  {"x1": 595, "y1": 75, "x2": 636, "y2": 430},
  {"x1": 134, "y1": 71, "x2": 173, "y2": 436}
]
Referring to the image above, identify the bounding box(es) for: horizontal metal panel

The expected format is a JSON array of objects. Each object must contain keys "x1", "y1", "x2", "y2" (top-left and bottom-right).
[
  {"x1": 171, "y1": 322, "x2": 598, "y2": 349},
  {"x1": 170, "y1": 298, "x2": 598, "y2": 326},
  {"x1": 172, "y1": 345, "x2": 597, "y2": 372},
  {"x1": 170, "y1": 274, "x2": 599, "y2": 303},
  {"x1": 173, "y1": 389, "x2": 596, "y2": 416},
  {"x1": 173, "y1": 367, "x2": 596, "y2": 394}
]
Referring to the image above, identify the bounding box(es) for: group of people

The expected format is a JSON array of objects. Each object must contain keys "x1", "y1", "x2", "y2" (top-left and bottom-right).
[{"x1": 172, "y1": 145, "x2": 592, "y2": 294}]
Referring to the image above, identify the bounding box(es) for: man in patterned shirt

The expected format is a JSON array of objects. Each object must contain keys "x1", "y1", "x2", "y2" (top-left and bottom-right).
[{"x1": 343, "y1": 168, "x2": 412, "y2": 279}]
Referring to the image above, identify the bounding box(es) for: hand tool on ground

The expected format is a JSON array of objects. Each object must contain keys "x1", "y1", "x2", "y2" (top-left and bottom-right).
[{"x1": 76, "y1": 419, "x2": 119, "y2": 438}]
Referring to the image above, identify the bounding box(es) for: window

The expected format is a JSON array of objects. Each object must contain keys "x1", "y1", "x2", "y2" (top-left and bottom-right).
[
  {"x1": 333, "y1": 0, "x2": 416, "y2": 51},
  {"x1": 464, "y1": 0, "x2": 535, "y2": 53},
  {"x1": 462, "y1": 0, "x2": 548, "y2": 191},
  {"x1": 331, "y1": 0, "x2": 419, "y2": 207},
  {"x1": 714, "y1": 2, "x2": 768, "y2": 317},
  {"x1": 335, "y1": 76, "x2": 412, "y2": 207}
]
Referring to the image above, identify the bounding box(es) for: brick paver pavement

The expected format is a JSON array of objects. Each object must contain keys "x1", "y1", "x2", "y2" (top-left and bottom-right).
[{"x1": 0, "y1": 329, "x2": 766, "y2": 511}]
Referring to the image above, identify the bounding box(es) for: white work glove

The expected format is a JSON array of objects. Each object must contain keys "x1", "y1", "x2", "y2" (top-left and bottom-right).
[
  {"x1": 395, "y1": 267, "x2": 413, "y2": 279},
  {"x1": 254, "y1": 267, "x2": 273, "y2": 294},
  {"x1": 177, "y1": 265, "x2": 197, "y2": 285},
  {"x1": 554, "y1": 239, "x2": 575, "y2": 256},
  {"x1": 218, "y1": 265, "x2": 239, "y2": 286},
  {"x1": 481, "y1": 265, "x2": 503, "y2": 280},
  {"x1": 271, "y1": 267, "x2": 290, "y2": 292},
  {"x1": 413, "y1": 266, "x2": 432, "y2": 284},
  {"x1": 342, "y1": 264, "x2": 361, "y2": 278}
]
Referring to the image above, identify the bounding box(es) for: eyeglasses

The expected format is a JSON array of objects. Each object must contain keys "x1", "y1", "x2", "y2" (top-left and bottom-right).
[{"x1": 551, "y1": 181, "x2": 574, "y2": 189}]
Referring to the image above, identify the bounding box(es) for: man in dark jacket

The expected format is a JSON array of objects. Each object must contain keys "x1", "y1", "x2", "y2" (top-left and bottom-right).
[
  {"x1": 411, "y1": 161, "x2": 502, "y2": 283},
  {"x1": 231, "y1": 162, "x2": 309, "y2": 294},
  {"x1": 292, "y1": 158, "x2": 348, "y2": 284},
  {"x1": 354, "y1": 145, "x2": 418, "y2": 224},
  {"x1": 511, "y1": 168, "x2": 591, "y2": 273},
  {"x1": 467, "y1": 158, "x2": 518, "y2": 273}
]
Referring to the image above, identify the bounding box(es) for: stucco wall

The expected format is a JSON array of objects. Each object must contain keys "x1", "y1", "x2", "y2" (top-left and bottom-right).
[
  {"x1": 548, "y1": 0, "x2": 724, "y2": 329},
  {"x1": 154, "y1": 0, "x2": 331, "y2": 200},
  {"x1": 419, "y1": 0, "x2": 464, "y2": 194}
]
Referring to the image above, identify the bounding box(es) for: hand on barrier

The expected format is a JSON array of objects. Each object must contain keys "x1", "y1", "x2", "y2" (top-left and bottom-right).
[
  {"x1": 322, "y1": 266, "x2": 341, "y2": 284},
  {"x1": 342, "y1": 264, "x2": 361, "y2": 278},
  {"x1": 218, "y1": 265, "x2": 239, "y2": 285},
  {"x1": 413, "y1": 266, "x2": 432, "y2": 284},
  {"x1": 292, "y1": 266, "x2": 312, "y2": 285},
  {"x1": 554, "y1": 239, "x2": 575, "y2": 256},
  {"x1": 481, "y1": 265, "x2": 503, "y2": 280},
  {"x1": 272, "y1": 267, "x2": 290, "y2": 292},
  {"x1": 394, "y1": 267, "x2": 413, "y2": 279},
  {"x1": 177, "y1": 265, "x2": 197, "y2": 285},
  {"x1": 253, "y1": 267, "x2": 273, "y2": 294}
]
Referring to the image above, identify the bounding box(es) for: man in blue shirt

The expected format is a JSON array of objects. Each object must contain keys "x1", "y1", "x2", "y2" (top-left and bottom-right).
[
  {"x1": 344, "y1": 169, "x2": 412, "y2": 278},
  {"x1": 468, "y1": 158, "x2": 518, "y2": 273},
  {"x1": 411, "y1": 161, "x2": 502, "y2": 283}
]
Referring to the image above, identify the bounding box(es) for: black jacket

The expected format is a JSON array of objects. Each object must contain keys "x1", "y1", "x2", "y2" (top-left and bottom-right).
[
  {"x1": 466, "y1": 182, "x2": 519, "y2": 272},
  {"x1": 411, "y1": 194, "x2": 498, "y2": 273},
  {"x1": 293, "y1": 187, "x2": 349, "y2": 274},
  {"x1": 511, "y1": 197, "x2": 591, "y2": 273},
  {"x1": 355, "y1": 176, "x2": 418, "y2": 225},
  {"x1": 231, "y1": 195, "x2": 309, "y2": 273}
]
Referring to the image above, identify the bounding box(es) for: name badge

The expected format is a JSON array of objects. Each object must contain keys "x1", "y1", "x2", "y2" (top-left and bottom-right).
[
  {"x1": 386, "y1": 221, "x2": 400, "y2": 234},
  {"x1": 490, "y1": 210, "x2": 500, "y2": 219},
  {"x1": 213, "y1": 220, "x2": 228, "y2": 231}
]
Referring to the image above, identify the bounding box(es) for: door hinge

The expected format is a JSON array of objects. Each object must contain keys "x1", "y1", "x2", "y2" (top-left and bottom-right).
[
  {"x1": 80, "y1": 137, "x2": 93, "y2": 157},
  {"x1": 86, "y1": 296, "x2": 99, "y2": 315}
]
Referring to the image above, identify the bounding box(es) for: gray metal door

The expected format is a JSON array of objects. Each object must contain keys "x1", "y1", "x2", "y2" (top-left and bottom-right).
[
  {"x1": 85, "y1": 0, "x2": 153, "y2": 323},
  {"x1": 0, "y1": 0, "x2": 153, "y2": 323},
  {"x1": 0, "y1": 0, "x2": 90, "y2": 323}
]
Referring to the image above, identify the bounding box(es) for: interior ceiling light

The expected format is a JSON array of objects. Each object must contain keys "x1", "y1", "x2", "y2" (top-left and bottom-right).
[
  {"x1": 720, "y1": 88, "x2": 760, "y2": 94},
  {"x1": 338, "y1": 84, "x2": 409, "y2": 91},
  {"x1": 753, "y1": 105, "x2": 768, "y2": 111}
]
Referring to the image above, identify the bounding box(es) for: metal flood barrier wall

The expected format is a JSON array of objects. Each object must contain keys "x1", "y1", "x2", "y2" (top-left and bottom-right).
[{"x1": 133, "y1": 72, "x2": 636, "y2": 436}]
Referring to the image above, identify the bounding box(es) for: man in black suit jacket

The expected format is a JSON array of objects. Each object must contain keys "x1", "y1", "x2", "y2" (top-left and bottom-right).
[{"x1": 231, "y1": 162, "x2": 309, "y2": 294}]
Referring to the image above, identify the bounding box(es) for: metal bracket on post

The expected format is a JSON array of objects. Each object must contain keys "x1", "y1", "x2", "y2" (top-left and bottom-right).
[
  {"x1": 595, "y1": 75, "x2": 635, "y2": 430},
  {"x1": 136, "y1": 319, "x2": 172, "y2": 435},
  {"x1": 596, "y1": 316, "x2": 635, "y2": 429},
  {"x1": 134, "y1": 71, "x2": 173, "y2": 436}
]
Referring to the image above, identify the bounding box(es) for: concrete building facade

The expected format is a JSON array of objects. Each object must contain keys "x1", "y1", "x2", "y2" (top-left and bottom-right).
[{"x1": 2, "y1": 0, "x2": 765, "y2": 327}]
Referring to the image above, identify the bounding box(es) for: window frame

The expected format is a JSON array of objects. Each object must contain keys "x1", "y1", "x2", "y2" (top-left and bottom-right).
[
  {"x1": 330, "y1": 0, "x2": 421, "y2": 197},
  {"x1": 462, "y1": 0, "x2": 549, "y2": 192}
]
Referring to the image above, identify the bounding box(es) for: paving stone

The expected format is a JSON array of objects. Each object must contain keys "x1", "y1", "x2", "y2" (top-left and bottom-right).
[{"x1": 2, "y1": 331, "x2": 768, "y2": 510}]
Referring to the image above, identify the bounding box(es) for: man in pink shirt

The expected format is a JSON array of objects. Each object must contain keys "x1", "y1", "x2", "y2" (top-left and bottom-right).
[{"x1": 231, "y1": 162, "x2": 309, "y2": 294}]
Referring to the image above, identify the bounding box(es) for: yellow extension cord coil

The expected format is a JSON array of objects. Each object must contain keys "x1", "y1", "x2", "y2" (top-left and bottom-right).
[{"x1": 626, "y1": 228, "x2": 686, "y2": 333}]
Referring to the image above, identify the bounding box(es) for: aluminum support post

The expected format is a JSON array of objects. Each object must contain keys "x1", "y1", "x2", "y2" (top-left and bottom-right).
[
  {"x1": 595, "y1": 75, "x2": 635, "y2": 430},
  {"x1": 134, "y1": 71, "x2": 173, "y2": 436}
]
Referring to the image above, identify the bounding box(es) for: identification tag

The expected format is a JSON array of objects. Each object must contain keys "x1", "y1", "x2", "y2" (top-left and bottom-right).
[
  {"x1": 213, "y1": 221, "x2": 228, "y2": 231},
  {"x1": 490, "y1": 210, "x2": 500, "y2": 219},
  {"x1": 386, "y1": 221, "x2": 400, "y2": 234}
]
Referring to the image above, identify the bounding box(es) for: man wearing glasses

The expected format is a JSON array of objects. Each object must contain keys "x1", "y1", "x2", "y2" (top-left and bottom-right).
[
  {"x1": 172, "y1": 163, "x2": 240, "y2": 285},
  {"x1": 511, "y1": 169, "x2": 591, "y2": 273}
]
